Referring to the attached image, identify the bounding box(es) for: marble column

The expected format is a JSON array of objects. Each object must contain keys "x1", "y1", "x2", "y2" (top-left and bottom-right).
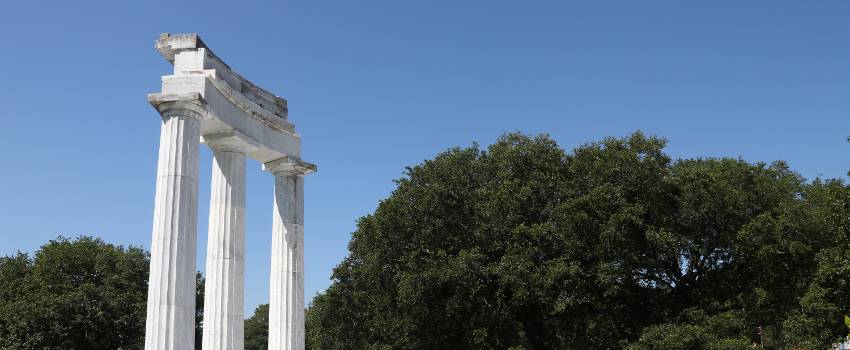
[
  {"x1": 264, "y1": 158, "x2": 314, "y2": 350},
  {"x1": 202, "y1": 133, "x2": 253, "y2": 350},
  {"x1": 145, "y1": 98, "x2": 205, "y2": 350}
]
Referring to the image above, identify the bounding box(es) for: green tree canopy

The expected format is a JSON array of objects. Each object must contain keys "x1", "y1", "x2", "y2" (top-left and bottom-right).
[
  {"x1": 0, "y1": 236, "x2": 149, "y2": 349},
  {"x1": 196, "y1": 271, "x2": 205, "y2": 350},
  {"x1": 0, "y1": 236, "x2": 210, "y2": 349},
  {"x1": 245, "y1": 303, "x2": 269, "y2": 350},
  {"x1": 305, "y1": 132, "x2": 850, "y2": 349}
]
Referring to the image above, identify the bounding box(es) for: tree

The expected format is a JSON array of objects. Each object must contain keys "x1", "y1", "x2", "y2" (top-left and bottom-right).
[
  {"x1": 0, "y1": 236, "x2": 149, "y2": 349},
  {"x1": 0, "y1": 236, "x2": 210, "y2": 349},
  {"x1": 196, "y1": 271, "x2": 205, "y2": 350},
  {"x1": 245, "y1": 304, "x2": 269, "y2": 350},
  {"x1": 626, "y1": 309, "x2": 751, "y2": 350},
  {"x1": 782, "y1": 245, "x2": 850, "y2": 349},
  {"x1": 305, "y1": 132, "x2": 850, "y2": 349}
]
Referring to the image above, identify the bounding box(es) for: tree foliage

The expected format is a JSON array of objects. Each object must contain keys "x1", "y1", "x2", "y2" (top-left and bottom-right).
[
  {"x1": 196, "y1": 271, "x2": 205, "y2": 350},
  {"x1": 305, "y1": 132, "x2": 850, "y2": 349},
  {"x1": 245, "y1": 303, "x2": 269, "y2": 350},
  {"x1": 0, "y1": 236, "x2": 210, "y2": 349},
  {"x1": 0, "y1": 236, "x2": 149, "y2": 349},
  {"x1": 626, "y1": 309, "x2": 751, "y2": 350}
]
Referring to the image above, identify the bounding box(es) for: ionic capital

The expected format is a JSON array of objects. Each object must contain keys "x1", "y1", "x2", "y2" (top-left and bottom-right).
[
  {"x1": 263, "y1": 156, "x2": 317, "y2": 176},
  {"x1": 148, "y1": 92, "x2": 208, "y2": 120}
]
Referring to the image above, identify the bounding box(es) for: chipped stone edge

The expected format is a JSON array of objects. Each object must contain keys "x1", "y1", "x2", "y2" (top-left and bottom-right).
[{"x1": 263, "y1": 156, "x2": 317, "y2": 175}]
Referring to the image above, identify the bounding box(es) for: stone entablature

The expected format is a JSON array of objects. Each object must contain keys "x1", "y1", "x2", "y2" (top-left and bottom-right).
[
  {"x1": 156, "y1": 33, "x2": 288, "y2": 119},
  {"x1": 151, "y1": 33, "x2": 301, "y2": 164}
]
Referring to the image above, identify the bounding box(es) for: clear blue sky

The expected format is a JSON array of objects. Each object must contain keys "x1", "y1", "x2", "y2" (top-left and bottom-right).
[{"x1": 1, "y1": 1, "x2": 848, "y2": 315}]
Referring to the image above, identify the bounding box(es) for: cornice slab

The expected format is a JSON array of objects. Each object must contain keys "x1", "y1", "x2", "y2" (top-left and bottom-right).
[{"x1": 156, "y1": 33, "x2": 288, "y2": 120}]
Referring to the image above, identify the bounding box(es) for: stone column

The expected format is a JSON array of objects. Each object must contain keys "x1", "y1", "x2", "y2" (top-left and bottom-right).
[
  {"x1": 264, "y1": 158, "x2": 315, "y2": 350},
  {"x1": 201, "y1": 133, "x2": 255, "y2": 350},
  {"x1": 145, "y1": 95, "x2": 206, "y2": 350}
]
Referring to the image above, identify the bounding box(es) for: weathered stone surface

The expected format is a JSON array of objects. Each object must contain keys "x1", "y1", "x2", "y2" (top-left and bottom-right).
[
  {"x1": 265, "y1": 158, "x2": 314, "y2": 350},
  {"x1": 145, "y1": 33, "x2": 315, "y2": 350},
  {"x1": 271, "y1": 173, "x2": 304, "y2": 350},
  {"x1": 145, "y1": 102, "x2": 202, "y2": 350},
  {"x1": 153, "y1": 33, "x2": 300, "y2": 164},
  {"x1": 203, "y1": 145, "x2": 247, "y2": 350}
]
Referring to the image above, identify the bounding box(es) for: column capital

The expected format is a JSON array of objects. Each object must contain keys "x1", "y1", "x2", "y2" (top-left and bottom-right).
[
  {"x1": 202, "y1": 130, "x2": 260, "y2": 154},
  {"x1": 148, "y1": 92, "x2": 208, "y2": 120},
  {"x1": 263, "y1": 156, "x2": 317, "y2": 176}
]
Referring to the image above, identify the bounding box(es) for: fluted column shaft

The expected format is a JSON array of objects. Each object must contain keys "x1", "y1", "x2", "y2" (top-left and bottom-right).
[
  {"x1": 269, "y1": 172, "x2": 305, "y2": 350},
  {"x1": 145, "y1": 113, "x2": 201, "y2": 350},
  {"x1": 203, "y1": 149, "x2": 246, "y2": 350}
]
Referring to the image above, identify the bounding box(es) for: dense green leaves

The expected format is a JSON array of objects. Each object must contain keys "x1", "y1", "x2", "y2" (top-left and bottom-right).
[
  {"x1": 626, "y1": 309, "x2": 752, "y2": 350},
  {"x1": 0, "y1": 236, "x2": 149, "y2": 349},
  {"x1": 0, "y1": 236, "x2": 211, "y2": 349},
  {"x1": 197, "y1": 271, "x2": 205, "y2": 350},
  {"x1": 306, "y1": 132, "x2": 850, "y2": 349},
  {"x1": 245, "y1": 304, "x2": 269, "y2": 350},
  {"x1": 783, "y1": 245, "x2": 850, "y2": 348}
]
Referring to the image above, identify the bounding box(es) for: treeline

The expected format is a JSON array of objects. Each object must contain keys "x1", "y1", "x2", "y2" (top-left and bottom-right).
[{"x1": 1, "y1": 132, "x2": 848, "y2": 349}]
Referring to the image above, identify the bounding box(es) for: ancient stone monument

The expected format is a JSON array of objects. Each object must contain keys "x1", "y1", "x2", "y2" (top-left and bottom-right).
[{"x1": 144, "y1": 33, "x2": 315, "y2": 350}]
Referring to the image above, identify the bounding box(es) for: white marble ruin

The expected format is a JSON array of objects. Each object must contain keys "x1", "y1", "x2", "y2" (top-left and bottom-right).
[{"x1": 144, "y1": 33, "x2": 315, "y2": 350}]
